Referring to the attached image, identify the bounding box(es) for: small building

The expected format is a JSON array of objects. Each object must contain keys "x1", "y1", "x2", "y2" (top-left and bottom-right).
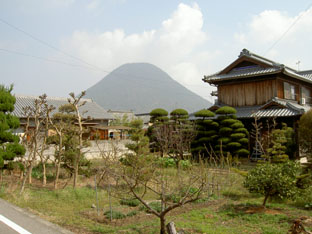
[
  {"x1": 203, "y1": 49, "x2": 312, "y2": 158},
  {"x1": 12, "y1": 95, "x2": 114, "y2": 138}
]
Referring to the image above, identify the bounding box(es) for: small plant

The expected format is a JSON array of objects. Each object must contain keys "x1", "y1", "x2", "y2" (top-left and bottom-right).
[
  {"x1": 140, "y1": 201, "x2": 162, "y2": 213},
  {"x1": 126, "y1": 210, "x2": 138, "y2": 217},
  {"x1": 103, "y1": 210, "x2": 126, "y2": 219},
  {"x1": 120, "y1": 198, "x2": 140, "y2": 207}
]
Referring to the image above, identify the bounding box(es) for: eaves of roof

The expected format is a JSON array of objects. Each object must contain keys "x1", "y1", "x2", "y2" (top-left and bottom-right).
[
  {"x1": 204, "y1": 49, "x2": 312, "y2": 85},
  {"x1": 203, "y1": 67, "x2": 281, "y2": 83}
]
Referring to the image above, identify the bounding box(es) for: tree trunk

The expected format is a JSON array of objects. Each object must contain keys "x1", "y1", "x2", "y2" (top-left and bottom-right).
[
  {"x1": 20, "y1": 165, "x2": 31, "y2": 194},
  {"x1": 160, "y1": 215, "x2": 166, "y2": 234},
  {"x1": 28, "y1": 164, "x2": 33, "y2": 184},
  {"x1": 42, "y1": 162, "x2": 46, "y2": 186},
  {"x1": 73, "y1": 162, "x2": 78, "y2": 188},
  {"x1": 263, "y1": 193, "x2": 270, "y2": 207},
  {"x1": 54, "y1": 162, "x2": 60, "y2": 189}
]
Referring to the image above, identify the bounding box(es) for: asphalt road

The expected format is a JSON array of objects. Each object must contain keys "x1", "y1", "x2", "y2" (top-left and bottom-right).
[{"x1": 0, "y1": 198, "x2": 73, "y2": 234}]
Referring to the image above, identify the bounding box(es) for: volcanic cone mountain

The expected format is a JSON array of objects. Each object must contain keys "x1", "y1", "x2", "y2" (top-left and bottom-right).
[{"x1": 86, "y1": 63, "x2": 211, "y2": 113}]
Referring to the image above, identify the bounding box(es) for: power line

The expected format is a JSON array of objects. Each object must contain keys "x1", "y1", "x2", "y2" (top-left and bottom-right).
[
  {"x1": 0, "y1": 48, "x2": 102, "y2": 72},
  {"x1": 0, "y1": 18, "x2": 213, "y2": 101},
  {"x1": 265, "y1": 2, "x2": 312, "y2": 55},
  {"x1": 0, "y1": 17, "x2": 106, "y2": 72}
]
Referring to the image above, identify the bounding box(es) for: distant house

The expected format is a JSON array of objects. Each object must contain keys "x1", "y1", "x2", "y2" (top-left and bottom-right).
[
  {"x1": 12, "y1": 95, "x2": 114, "y2": 139},
  {"x1": 203, "y1": 49, "x2": 312, "y2": 158}
]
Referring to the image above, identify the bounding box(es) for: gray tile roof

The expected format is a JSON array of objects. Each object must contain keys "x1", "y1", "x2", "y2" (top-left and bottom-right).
[
  {"x1": 204, "y1": 49, "x2": 312, "y2": 84},
  {"x1": 12, "y1": 95, "x2": 114, "y2": 120},
  {"x1": 202, "y1": 98, "x2": 309, "y2": 119},
  {"x1": 205, "y1": 66, "x2": 281, "y2": 82}
]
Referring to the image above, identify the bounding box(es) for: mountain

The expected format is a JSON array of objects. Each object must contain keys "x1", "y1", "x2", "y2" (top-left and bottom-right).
[{"x1": 86, "y1": 63, "x2": 212, "y2": 114}]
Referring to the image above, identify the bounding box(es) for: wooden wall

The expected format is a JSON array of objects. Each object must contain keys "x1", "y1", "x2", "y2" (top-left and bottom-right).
[{"x1": 218, "y1": 80, "x2": 276, "y2": 106}]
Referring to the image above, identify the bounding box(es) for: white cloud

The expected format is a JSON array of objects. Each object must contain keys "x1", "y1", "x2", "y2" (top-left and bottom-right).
[
  {"x1": 87, "y1": 0, "x2": 100, "y2": 11},
  {"x1": 61, "y1": 3, "x2": 214, "y2": 100},
  {"x1": 234, "y1": 8, "x2": 312, "y2": 70}
]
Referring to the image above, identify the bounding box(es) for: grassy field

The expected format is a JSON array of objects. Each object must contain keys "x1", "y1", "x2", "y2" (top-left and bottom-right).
[{"x1": 1, "y1": 163, "x2": 312, "y2": 234}]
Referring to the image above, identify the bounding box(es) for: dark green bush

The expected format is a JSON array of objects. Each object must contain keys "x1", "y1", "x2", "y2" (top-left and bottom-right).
[
  {"x1": 230, "y1": 133, "x2": 246, "y2": 140},
  {"x1": 215, "y1": 106, "x2": 237, "y2": 115},
  {"x1": 120, "y1": 198, "x2": 140, "y2": 207}
]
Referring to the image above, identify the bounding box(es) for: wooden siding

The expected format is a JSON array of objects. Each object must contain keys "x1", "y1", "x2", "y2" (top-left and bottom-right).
[{"x1": 218, "y1": 80, "x2": 276, "y2": 106}]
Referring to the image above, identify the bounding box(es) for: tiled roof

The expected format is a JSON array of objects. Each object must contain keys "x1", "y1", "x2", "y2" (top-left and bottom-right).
[
  {"x1": 205, "y1": 66, "x2": 281, "y2": 81},
  {"x1": 12, "y1": 95, "x2": 114, "y2": 120},
  {"x1": 202, "y1": 98, "x2": 309, "y2": 119},
  {"x1": 204, "y1": 49, "x2": 312, "y2": 84}
]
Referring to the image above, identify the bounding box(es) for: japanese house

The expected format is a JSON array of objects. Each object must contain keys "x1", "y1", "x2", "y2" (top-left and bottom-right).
[{"x1": 203, "y1": 49, "x2": 312, "y2": 158}]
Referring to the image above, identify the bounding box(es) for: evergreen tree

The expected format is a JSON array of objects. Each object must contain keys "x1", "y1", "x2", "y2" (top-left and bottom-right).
[
  {"x1": 191, "y1": 109, "x2": 217, "y2": 157},
  {"x1": 264, "y1": 123, "x2": 295, "y2": 163},
  {"x1": 0, "y1": 85, "x2": 25, "y2": 175},
  {"x1": 215, "y1": 106, "x2": 249, "y2": 157}
]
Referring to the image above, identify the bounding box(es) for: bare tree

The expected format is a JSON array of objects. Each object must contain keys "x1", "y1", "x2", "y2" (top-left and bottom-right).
[
  {"x1": 20, "y1": 95, "x2": 47, "y2": 194},
  {"x1": 37, "y1": 99, "x2": 54, "y2": 186},
  {"x1": 67, "y1": 91, "x2": 87, "y2": 188},
  {"x1": 153, "y1": 121, "x2": 196, "y2": 165},
  {"x1": 97, "y1": 120, "x2": 209, "y2": 234}
]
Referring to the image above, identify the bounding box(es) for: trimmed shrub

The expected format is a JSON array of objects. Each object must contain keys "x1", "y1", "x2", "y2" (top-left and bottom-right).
[
  {"x1": 216, "y1": 106, "x2": 237, "y2": 115},
  {"x1": 194, "y1": 109, "x2": 215, "y2": 118}
]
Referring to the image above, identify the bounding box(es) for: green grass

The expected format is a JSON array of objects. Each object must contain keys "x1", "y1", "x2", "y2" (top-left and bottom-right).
[{"x1": 1, "y1": 164, "x2": 312, "y2": 234}]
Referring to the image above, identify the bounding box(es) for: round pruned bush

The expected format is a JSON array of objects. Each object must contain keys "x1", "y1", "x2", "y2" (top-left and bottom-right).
[
  {"x1": 216, "y1": 106, "x2": 237, "y2": 115},
  {"x1": 194, "y1": 109, "x2": 215, "y2": 118},
  {"x1": 230, "y1": 133, "x2": 246, "y2": 140},
  {"x1": 218, "y1": 137, "x2": 231, "y2": 144},
  {"x1": 238, "y1": 138, "x2": 249, "y2": 145},
  {"x1": 221, "y1": 119, "x2": 237, "y2": 126},
  {"x1": 236, "y1": 148, "x2": 250, "y2": 157},
  {"x1": 219, "y1": 127, "x2": 232, "y2": 135}
]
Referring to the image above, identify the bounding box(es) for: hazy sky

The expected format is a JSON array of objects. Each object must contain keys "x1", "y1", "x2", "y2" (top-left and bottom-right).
[{"x1": 1, "y1": 0, "x2": 312, "y2": 103}]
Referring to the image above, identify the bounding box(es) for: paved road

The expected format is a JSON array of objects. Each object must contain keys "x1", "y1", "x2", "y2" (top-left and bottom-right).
[{"x1": 0, "y1": 198, "x2": 73, "y2": 234}]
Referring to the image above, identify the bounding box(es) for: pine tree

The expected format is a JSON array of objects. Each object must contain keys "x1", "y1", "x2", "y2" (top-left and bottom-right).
[
  {"x1": 215, "y1": 106, "x2": 249, "y2": 157},
  {"x1": 191, "y1": 109, "x2": 217, "y2": 157},
  {"x1": 0, "y1": 85, "x2": 25, "y2": 176}
]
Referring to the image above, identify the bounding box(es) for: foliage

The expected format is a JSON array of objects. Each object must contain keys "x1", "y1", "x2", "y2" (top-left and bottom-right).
[
  {"x1": 215, "y1": 106, "x2": 249, "y2": 157},
  {"x1": 125, "y1": 119, "x2": 149, "y2": 156},
  {"x1": 215, "y1": 106, "x2": 237, "y2": 115},
  {"x1": 191, "y1": 109, "x2": 218, "y2": 157},
  {"x1": 299, "y1": 110, "x2": 312, "y2": 162},
  {"x1": 0, "y1": 85, "x2": 25, "y2": 170},
  {"x1": 194, "y1": 109, "x2": 215, "y2": 118},
  {"x1": 263, "y1": 123, "x2": 295, "y2": 162},
  {"x1": 244, "y1": 161, "x2": 300, "y2": 206},
  {"x1": 150, "y1": 108, "x2": 168, "y2": 123},
  {"x1": 103, "y1": 210, "x2": 126, "y2": 219},
  {"x1": 120, "y1": 198, "x2": 140, "y2": 207}
]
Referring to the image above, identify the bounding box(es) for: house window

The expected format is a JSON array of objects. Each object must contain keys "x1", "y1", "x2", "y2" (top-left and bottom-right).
[
  {"x1": 284, "y1": 82, "x2": 296, "y2": 100},
  {"x1": 301, "y1": 87, "x2": 311, "y2": 103}
]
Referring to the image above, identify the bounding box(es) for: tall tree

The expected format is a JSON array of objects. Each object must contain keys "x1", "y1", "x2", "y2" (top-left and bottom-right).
[
  {"x1": 67, "y1": 91, "x2": 87, "y2": 188},
  {"x1": 215, "y1": 106, "x2": 249, "y2": 157},
  {"x1": 191, "y1": 109, "x2": 217, "y2": 157},
  {"x1": 0, "y1": 85, "x2": 25, "y2": 180}
]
